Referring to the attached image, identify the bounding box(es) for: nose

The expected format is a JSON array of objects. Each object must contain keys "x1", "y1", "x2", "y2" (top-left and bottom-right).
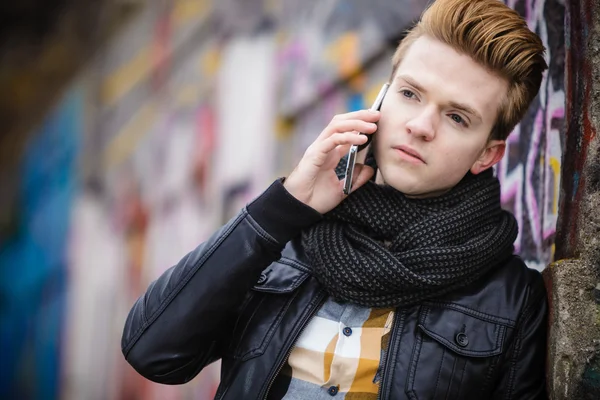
[{"x1": 405, "y1": 107, "x2": 436, "y2": 141}]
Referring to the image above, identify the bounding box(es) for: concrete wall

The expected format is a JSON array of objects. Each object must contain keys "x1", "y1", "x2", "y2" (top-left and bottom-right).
[{"x1": 544, "y1": 0, "x2": 600, "y2": 398}]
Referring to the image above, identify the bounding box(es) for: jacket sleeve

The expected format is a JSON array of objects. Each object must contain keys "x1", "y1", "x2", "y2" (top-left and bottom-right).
[
  {"x1": 121, "y1": 179, "x2": 322, "y2": 384},
  {"x1": 492, "y1": 270, "x2": 549, "y2": 400}
]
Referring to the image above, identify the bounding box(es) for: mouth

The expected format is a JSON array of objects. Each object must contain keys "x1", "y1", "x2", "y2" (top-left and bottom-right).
[{"x1": 393, "y1": 145, "x2": 426, "y2": 164}]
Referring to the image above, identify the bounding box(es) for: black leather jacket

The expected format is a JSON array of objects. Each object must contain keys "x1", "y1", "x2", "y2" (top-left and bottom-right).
[{"x1": 122, "y1": 180, "x2": 548, "y2": 399}]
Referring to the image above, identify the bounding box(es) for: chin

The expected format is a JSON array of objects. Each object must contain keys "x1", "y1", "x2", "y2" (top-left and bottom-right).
[
  {"x1": 379, "y1": 171, "x2": 423, "y2": 195},
  {"x1": 393, "y1": 185, "x2": 428, "y2": 197}
]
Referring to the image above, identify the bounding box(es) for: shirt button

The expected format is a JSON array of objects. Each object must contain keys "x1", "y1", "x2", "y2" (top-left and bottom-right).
[
  {"x1": 327, "y1": 386, "x2": 339, "y2": 396},
  {"x1": 257, "y1": 273, "x2": 267, "y2": 285},
  {"x1": 455, "y1": 332, "x2": 469, "y2": 347},
  {"x1": 343, "y1": 327, "x2": 353, "y2": 337}
]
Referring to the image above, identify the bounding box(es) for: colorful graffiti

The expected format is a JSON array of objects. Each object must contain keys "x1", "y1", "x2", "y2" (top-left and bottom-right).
[
  {"x1": 496, "y1": 0, "x2": 566, "y2": 268},
  {"x1": 276, "y1": 0, "x2": 425, "y2": 116},
  {"x1": 0, "y1": 86, "x2": 82, "y2": 399}
]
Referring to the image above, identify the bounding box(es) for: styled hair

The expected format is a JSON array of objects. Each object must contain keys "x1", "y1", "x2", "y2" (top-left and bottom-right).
[{"x1": 390, "y1": 0, "x2": 548, "y2": 140}]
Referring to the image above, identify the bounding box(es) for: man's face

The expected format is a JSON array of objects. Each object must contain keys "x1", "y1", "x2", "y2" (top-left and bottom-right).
[{"x1": 374, "y1": 35, "x2": 508, "y2": 198}]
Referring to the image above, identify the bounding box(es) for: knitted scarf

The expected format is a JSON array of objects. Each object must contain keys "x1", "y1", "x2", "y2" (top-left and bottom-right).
[{"x1": 301, "y1": 168, "x2": 518, "y2": 308}]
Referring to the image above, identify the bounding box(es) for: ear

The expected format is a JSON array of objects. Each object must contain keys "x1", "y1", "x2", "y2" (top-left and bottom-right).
[{"x1": 470, "y1": 140, "x2": 506, "y2": 175}]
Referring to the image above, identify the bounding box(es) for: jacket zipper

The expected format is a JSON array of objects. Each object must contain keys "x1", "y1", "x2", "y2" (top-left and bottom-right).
[
  {"x1": 261, "y1": 290, "x2": 327, "y2": 399},
  {"x1": 377, "y1": 309, "x2": 403, "y2": 400}
]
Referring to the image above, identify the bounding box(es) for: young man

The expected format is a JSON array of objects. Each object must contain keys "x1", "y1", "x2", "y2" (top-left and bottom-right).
[{"x1": 122, "y1": 0, "x2": 549, "y2": 398}]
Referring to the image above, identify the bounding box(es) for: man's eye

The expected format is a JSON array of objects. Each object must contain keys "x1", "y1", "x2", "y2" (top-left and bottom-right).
[
  {"x1": 450, "y1": 114, "x2": 466, "y2": 125},
  {"x1": 401, "y1": 90, "x2": 415, "y2": 99}
]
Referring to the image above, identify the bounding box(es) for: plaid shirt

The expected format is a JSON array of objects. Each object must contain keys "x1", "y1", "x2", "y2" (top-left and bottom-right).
[{"x1": 268, "y1": 296, "x2": 395, "y2": 399}]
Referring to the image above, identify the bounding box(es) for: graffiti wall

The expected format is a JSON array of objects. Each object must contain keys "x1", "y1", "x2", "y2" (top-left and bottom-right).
[
  {"x1": 498, "y1": 0, "x2": 565, "y2": 270},
  {"x1": 0, "y1": 85, "x2": 83, "y2": 399},
  {"x1": 274, "y1": 0, "x2": 424, "y2": 116}
]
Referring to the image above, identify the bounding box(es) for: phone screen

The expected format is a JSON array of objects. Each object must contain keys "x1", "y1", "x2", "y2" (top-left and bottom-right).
[{"x1": 342, "y1": 83, "x2": 390, "y2": 195}]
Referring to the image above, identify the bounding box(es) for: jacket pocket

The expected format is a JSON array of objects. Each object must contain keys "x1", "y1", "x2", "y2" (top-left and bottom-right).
[
  {"x1": 406, "y1": 303, "x2": 512, "y2": 400},
  {"x1": 228, "y1": 260, "x2": 309, "y2": 361}
]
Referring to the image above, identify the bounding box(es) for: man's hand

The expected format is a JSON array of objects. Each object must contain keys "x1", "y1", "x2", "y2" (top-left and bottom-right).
[{"x1": 283, "y1": 109, "x2": 379, "y2": 214}]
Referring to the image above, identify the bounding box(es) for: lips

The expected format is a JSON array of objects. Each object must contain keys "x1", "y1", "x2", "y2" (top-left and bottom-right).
[{"x1": 393, "y1": 145, "x2": 426, "y2": 164}]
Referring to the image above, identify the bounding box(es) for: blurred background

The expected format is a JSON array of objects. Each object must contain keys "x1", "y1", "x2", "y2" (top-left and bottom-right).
[{"x1": 0, "y1": 0, "x2": 566, "y2": 399}]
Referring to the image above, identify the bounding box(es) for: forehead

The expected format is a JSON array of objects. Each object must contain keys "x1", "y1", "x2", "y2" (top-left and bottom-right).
[{"x1": 395, "y1": 36, "x2": 507, "y2": 124}]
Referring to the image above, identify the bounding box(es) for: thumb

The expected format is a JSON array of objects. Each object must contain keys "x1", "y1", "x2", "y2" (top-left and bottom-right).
[{"x1": 349, "y1": 164, "x2": 375, "y2": 193}]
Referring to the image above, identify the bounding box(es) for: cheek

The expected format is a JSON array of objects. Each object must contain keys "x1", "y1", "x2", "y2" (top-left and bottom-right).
[
  {"x1": 447, "y1": 146, "x2": 483, "y2": 169},
  {"x1": 377, "y1": 112, "x2": 406, "y2": 142},
  {"x1": 372, "y1": 135, "x2": 384, "y2": 161},
  {"x1": 437, "y1": 142, "x2": 479, "y2": 165},
  {"x1": 373, "y1": 121, "x2": 392, "y2": 150}
]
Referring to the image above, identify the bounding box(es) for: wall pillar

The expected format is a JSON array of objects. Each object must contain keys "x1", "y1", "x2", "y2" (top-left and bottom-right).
[{"x1": 544, "y1": 0, "x2": 600, "y2": 398}]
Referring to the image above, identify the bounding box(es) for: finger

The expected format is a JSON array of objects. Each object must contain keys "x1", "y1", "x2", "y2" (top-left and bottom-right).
[
  {"x1": 332, "y1": 109, "x2": 381, "y2": 122},
  {"x1": 318, "y1": 119, "x2": 378, "y2": 141},
  {"x1": 349, "y1": 164, "x2": 375, "y2": 193},
  {"x1": 317, "y1": 113, "x2": 380, "y2": 141},
  {"x1": 305, "y1": 131, "x2": 367, "y2": 168},
  {"x1": 318, "y1": 131, "x2": 370, "y2": 156}
]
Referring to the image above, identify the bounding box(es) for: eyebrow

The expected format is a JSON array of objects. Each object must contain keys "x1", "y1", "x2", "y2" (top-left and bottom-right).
[
  {"x1": 448, "y1": 101, "x2": 482, "y2": 124},
  {"x1": 395, "y1": 74, "x2": 483, "y2": 123}
]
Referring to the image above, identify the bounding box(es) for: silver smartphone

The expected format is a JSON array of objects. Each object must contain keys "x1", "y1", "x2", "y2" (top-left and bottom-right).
[{"x1": 342, "y1": 83, "x2": 390, "y2": 195}]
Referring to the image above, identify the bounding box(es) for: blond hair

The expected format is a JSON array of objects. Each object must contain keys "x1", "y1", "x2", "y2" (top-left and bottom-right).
[{"x1": 391, "y1": 0, "x2": 547, "y2": 140}]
